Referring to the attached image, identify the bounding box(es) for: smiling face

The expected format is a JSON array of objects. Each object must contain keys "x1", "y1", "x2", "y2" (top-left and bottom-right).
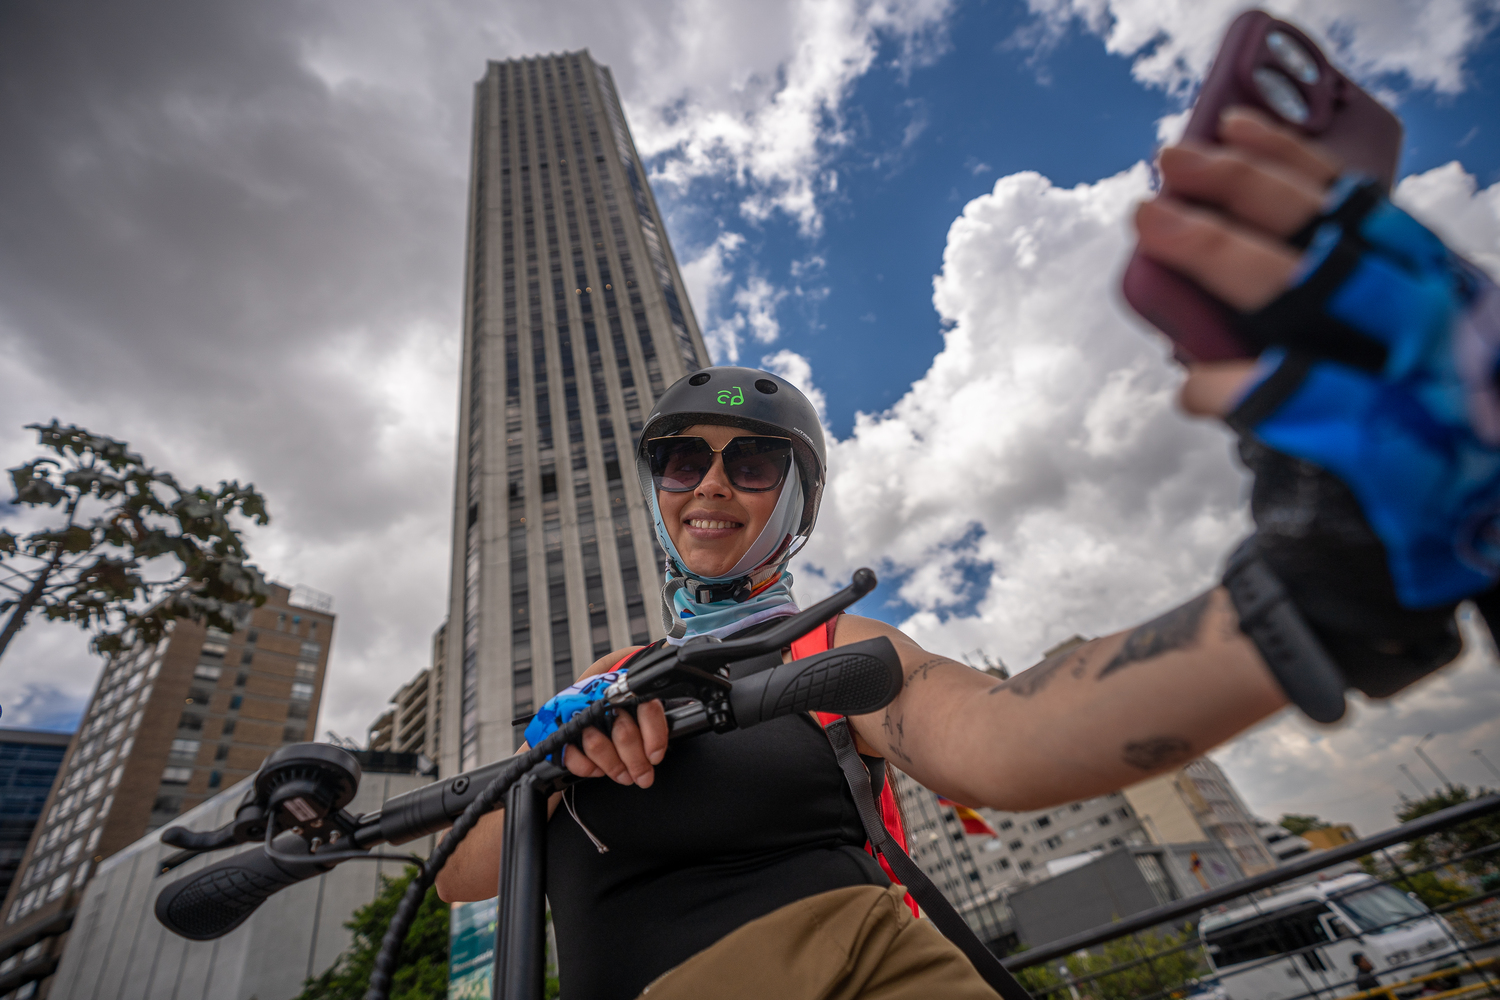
[{"x1": 656, "y1": 423, "x2": 786, "y2": 579}]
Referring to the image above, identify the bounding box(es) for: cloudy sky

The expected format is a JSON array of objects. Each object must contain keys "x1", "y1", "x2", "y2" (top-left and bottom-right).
[{"x1": 3, "y1": 0, "x2": 1499, "y2": 836}]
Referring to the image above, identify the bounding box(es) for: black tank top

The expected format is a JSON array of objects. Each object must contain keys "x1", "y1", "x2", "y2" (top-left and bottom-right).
[{"x1": 545, "y1": 700, "x2": 889, "y2": 999}]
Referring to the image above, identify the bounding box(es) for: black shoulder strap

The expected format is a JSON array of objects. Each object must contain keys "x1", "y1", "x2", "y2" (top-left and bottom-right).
[{"x1": 823, "y1": 718, "x2": 1032, "y2": 1000}]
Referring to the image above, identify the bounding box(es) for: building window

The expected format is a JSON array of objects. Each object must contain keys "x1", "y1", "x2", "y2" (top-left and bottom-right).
[
  {"x1": 300, "y1": 641, "x2": 321, "y2": 659},
  {"x1": 208, "y1": 771, "x2": 222, "y2": 789},
  {"x1": 200, "y1": 640, "x2": 228, "y2": 661},
  {"x1": 194, "y1": 664, "x2": 221, "y2": 681},
  {"x1": 282, "y1": 725, "x2": 305, "y2": 743},
  {"x1": 295, "y1": 662, "x2": 317, "y2": 683},
  {"x1": 221, "y1": 719, "x2": 236, "y2": 736},
  {"x1": 1035, "y1": 816, "x2": 1051, "y2": 829},
  {"x1": 215, "y1": 744, "x2": 230, "y2": 761},
  {"x1": 291, "y1": 682, "x2": 314, "y2": 701},
  {"x1": 162, "y1": 766, "x2": 192, "y2": 784},
  {"x1": 47, "y1": 872, "x2": 70, "y2": 900},
  {"x1": 235, "y1": 671, "x2": 249, "y2": 687},
  {"x1": 170, "y1": 739, "x2": 200, "y2": 757},
  {"x1": 229, "y1": 694, "x2": 243, "y2": 711},
  {"x1": 240, "y1": 650, "x2": 253, "y2": 665}
]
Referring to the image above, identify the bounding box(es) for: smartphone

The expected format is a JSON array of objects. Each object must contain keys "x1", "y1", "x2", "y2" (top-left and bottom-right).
[{"x1": 1120, "y1": 10, "x2": 1404, "y2": 363}]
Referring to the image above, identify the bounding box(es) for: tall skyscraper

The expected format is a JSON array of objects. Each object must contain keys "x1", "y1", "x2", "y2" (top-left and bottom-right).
[
  {"x1": 443, "y1": 51, "x2": 710, "y2": 774},
  {"x1": 0, "y1": 583, "x2": 334, "y2": 1000}
]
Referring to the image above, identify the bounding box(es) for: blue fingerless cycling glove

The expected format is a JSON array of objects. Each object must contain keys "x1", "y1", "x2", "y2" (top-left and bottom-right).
[
  {"x1": 523, "y1": 669, "x2": 625, "y2": 760},
  {"x1": 1229, "y1": 176, "x2": 1500, "y2": 609}
]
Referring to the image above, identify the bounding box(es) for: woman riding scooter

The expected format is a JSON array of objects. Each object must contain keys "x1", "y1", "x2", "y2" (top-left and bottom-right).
[{"x1": 438, "y1": 107, "x2": 1497, "y2": 999}]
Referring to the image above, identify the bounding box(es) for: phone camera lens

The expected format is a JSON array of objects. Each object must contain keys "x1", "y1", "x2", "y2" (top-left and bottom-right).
[
  {"x1": 1252, "y1": 67, "x2": 1310, "y2": 125},
  {"x1": 1266, "y1": 30, "x2": 1319, "y2": 85}
]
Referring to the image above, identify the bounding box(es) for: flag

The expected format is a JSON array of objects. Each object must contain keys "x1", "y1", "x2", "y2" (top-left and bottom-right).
[
  {"x1": 1190, "y1": 851, "x2": 1210, "y2": 890},
  {"x1": 937, "y1": 797, "x2": 999, "y2": 838}
]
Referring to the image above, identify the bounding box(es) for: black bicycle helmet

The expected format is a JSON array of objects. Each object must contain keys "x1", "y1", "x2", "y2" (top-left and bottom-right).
[{"x1": 637, "y1": 366, "x2": 827, "y2": 539}]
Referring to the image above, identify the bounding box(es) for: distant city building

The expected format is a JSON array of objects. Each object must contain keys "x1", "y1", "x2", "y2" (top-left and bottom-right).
[
  {"x1": 1257, "y1": 817, "x2": 1313, "y2": 861},
  {"x1": 1006, "y1": 840, "x2": 1245, "y2": 948},
  {"x1": 0, "y1": 583, "x2": 334, "y2": 1000},
  {"x1": 893, "y1": 768, "x2": 1150, "y2": 952},
  {"x1": 441, "y1": 50, "x2": 710, "y2": 774},
  {"x1": 0, "y1": 731, "x2": 71, "y2": 913},
  {"x1": 368, "y1": 665, "x2": 438, "y2": 759},
  {"x1": 1302, "y1": 823, "x2": 1359, "y2": 852},
  {"x1": 47, "y1": 752, "x2": 436, "y2": 1000},
  {"x1": 369, "y1": 621, "x2": 448, "y2": 760},
  {"x1": 368, "y1": 706, "x2": 396, "y2": 752},
  {"x1": 1122, "y1": 758, "x2": 1278, "y2": 875}
]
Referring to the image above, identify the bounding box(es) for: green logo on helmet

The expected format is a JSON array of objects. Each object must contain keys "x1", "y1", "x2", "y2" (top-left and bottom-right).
[{"x1": 716, "y1": 386, "x2": 745, "y2": 406}]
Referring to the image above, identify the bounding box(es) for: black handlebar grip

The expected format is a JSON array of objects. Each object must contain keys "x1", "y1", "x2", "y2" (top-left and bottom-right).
[
  {"x1": 729, "y1": 637, "x2": 903, "y2": 728},
  {"x1": 154, "y1": 835, "x2": 333, "y2": 940}
]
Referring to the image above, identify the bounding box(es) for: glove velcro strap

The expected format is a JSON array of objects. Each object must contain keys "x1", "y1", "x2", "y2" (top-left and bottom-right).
[
  {"x1": 1287, "y1": 178, "x2": 1383, "y2": 250},
  {"x1": 1223, "y1": 544, "x2": 1349, "y2": 724},
  {"x1": 1234, "y1": 234, "x2": 1389, "y2": 373},
  {"x1": 1225, "y1": 351, "x2": 1317, "y2": 436}
]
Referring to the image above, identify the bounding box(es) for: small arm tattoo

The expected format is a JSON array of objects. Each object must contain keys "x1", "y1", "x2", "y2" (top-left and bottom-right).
[
  {"x1": 906, "y1": 656, "x2": 960, "y2": 685},
  {"x1": 1096, "y1": 592, "x2": 1212, "y2": 681},
  {"x1": 990, "y1": 641, "x2": 1094, "y2": 697},
  {"x1": 1121, "y1": 735, "x2": 1193, "y2": 771},
  {"x1": 882, "y1": 706, "x2": 914, "y2": 764}
]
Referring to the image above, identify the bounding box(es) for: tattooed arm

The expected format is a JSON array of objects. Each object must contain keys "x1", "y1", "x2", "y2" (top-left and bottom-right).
[{"x1": 836, "y1": 588, "x2": 1287, "y2": 812}]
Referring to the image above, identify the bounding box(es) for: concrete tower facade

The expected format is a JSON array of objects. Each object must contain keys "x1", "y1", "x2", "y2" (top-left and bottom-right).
[{"x1": 444, "y1": 51, "x2": 710, "y2": 774}]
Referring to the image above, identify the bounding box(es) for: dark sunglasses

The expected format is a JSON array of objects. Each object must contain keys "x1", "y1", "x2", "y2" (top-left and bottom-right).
[{"x1": 645, "y1": 435, "x2": 794, "y2": 493}]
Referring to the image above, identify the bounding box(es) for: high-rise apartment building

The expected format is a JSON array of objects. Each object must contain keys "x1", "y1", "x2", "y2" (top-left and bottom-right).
[
  {"x1": 443, "y1": 50, "x2": 710, "y2": 773},
  {"x1": 0, "y1": 584, "x2": 334, "y2": 1000}
]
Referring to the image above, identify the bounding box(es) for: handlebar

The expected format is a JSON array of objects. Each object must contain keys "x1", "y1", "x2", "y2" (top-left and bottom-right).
[
  {"x1": 152, "y1": 570, "x2": 900, "y2": 944},
  {"x1": 154, "y1": 832, "x2": 336, "y2": 940}
]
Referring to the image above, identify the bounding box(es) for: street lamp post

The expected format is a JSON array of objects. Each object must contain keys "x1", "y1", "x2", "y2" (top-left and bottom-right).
[
  {"x1": 1415, "y1": 733, "x2": 1454, "y2": 791},
  {"x1": 1399, "y1": 764, "x2": 1429, "y2": 798},
  {"x1": 1474, "y1": 748, "x2": 1500, "y2": 784}
]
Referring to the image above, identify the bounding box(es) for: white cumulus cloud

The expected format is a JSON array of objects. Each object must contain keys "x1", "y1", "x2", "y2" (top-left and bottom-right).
[{"x1": 1019, "y1": 0, "x2": 1500, "y2": 96}]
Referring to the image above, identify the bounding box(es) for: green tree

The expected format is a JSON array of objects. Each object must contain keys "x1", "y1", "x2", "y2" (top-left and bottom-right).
[
  {"x1": 1395, "y1": 785, "x2": 1500, "y2": 879},
  {"x1": 1013, "y1": 926, "x2": 1206, "y2": 1000},
  {"x1": 296, "y1": 866, "x2": 450, "y2": 1000},
  {"x1": 1065, "y1": 926, "x2": 1205, "y2": 1000},
  {"x1": 1279, "y1": 814, "x2": 1330, "y2": 837},
  {"x1": 0, "y1": 421, "x2": 269, "y2": 661}
]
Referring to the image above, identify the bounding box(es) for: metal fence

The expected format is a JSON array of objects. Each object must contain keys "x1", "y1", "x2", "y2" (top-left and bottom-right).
[{"x1": 1003, "y1": 794, "x2": 1500, "y2": 1000}]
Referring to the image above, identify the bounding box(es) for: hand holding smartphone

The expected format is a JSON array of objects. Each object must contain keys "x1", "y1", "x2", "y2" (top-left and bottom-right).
[{"x1": 1121, "y1": 10, "x2": 1403, "y2": 363}]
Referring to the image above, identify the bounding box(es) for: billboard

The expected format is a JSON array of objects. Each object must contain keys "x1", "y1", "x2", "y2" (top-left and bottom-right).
[{"x1": 449, "y1": 897, "x2": 498, "y2": 999}]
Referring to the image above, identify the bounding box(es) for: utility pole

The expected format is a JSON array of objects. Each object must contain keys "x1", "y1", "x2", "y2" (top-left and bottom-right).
[{"x1": 1415, "y1": 733, "x2": 1454, "y2": 790}]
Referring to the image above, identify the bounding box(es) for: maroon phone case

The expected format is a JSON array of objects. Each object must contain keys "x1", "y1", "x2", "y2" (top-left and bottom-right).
[{"x1": 1120, "y1": 10, "x2": 1403, "y2": 363}]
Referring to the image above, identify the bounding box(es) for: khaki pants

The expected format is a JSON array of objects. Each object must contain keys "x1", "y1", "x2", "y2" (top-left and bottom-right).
[{"x1": 637, "y1": 884, "x2": 1002, "y2": 1000}]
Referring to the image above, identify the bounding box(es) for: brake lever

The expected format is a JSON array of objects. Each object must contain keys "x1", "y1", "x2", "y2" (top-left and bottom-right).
[{"x1": 160, "y1": 788, "x2": 269, "y2": 854}]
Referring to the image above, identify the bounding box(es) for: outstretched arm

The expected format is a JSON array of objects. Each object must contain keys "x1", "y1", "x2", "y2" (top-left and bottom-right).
[{"x1": 839, "y1": 591, "x2": 1287, "y2": 811}]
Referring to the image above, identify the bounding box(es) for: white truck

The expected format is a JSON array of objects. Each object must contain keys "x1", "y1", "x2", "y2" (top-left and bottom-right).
[{"x1": 1199, "y1": 873, "x2": 1463, "y2": 1000}]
